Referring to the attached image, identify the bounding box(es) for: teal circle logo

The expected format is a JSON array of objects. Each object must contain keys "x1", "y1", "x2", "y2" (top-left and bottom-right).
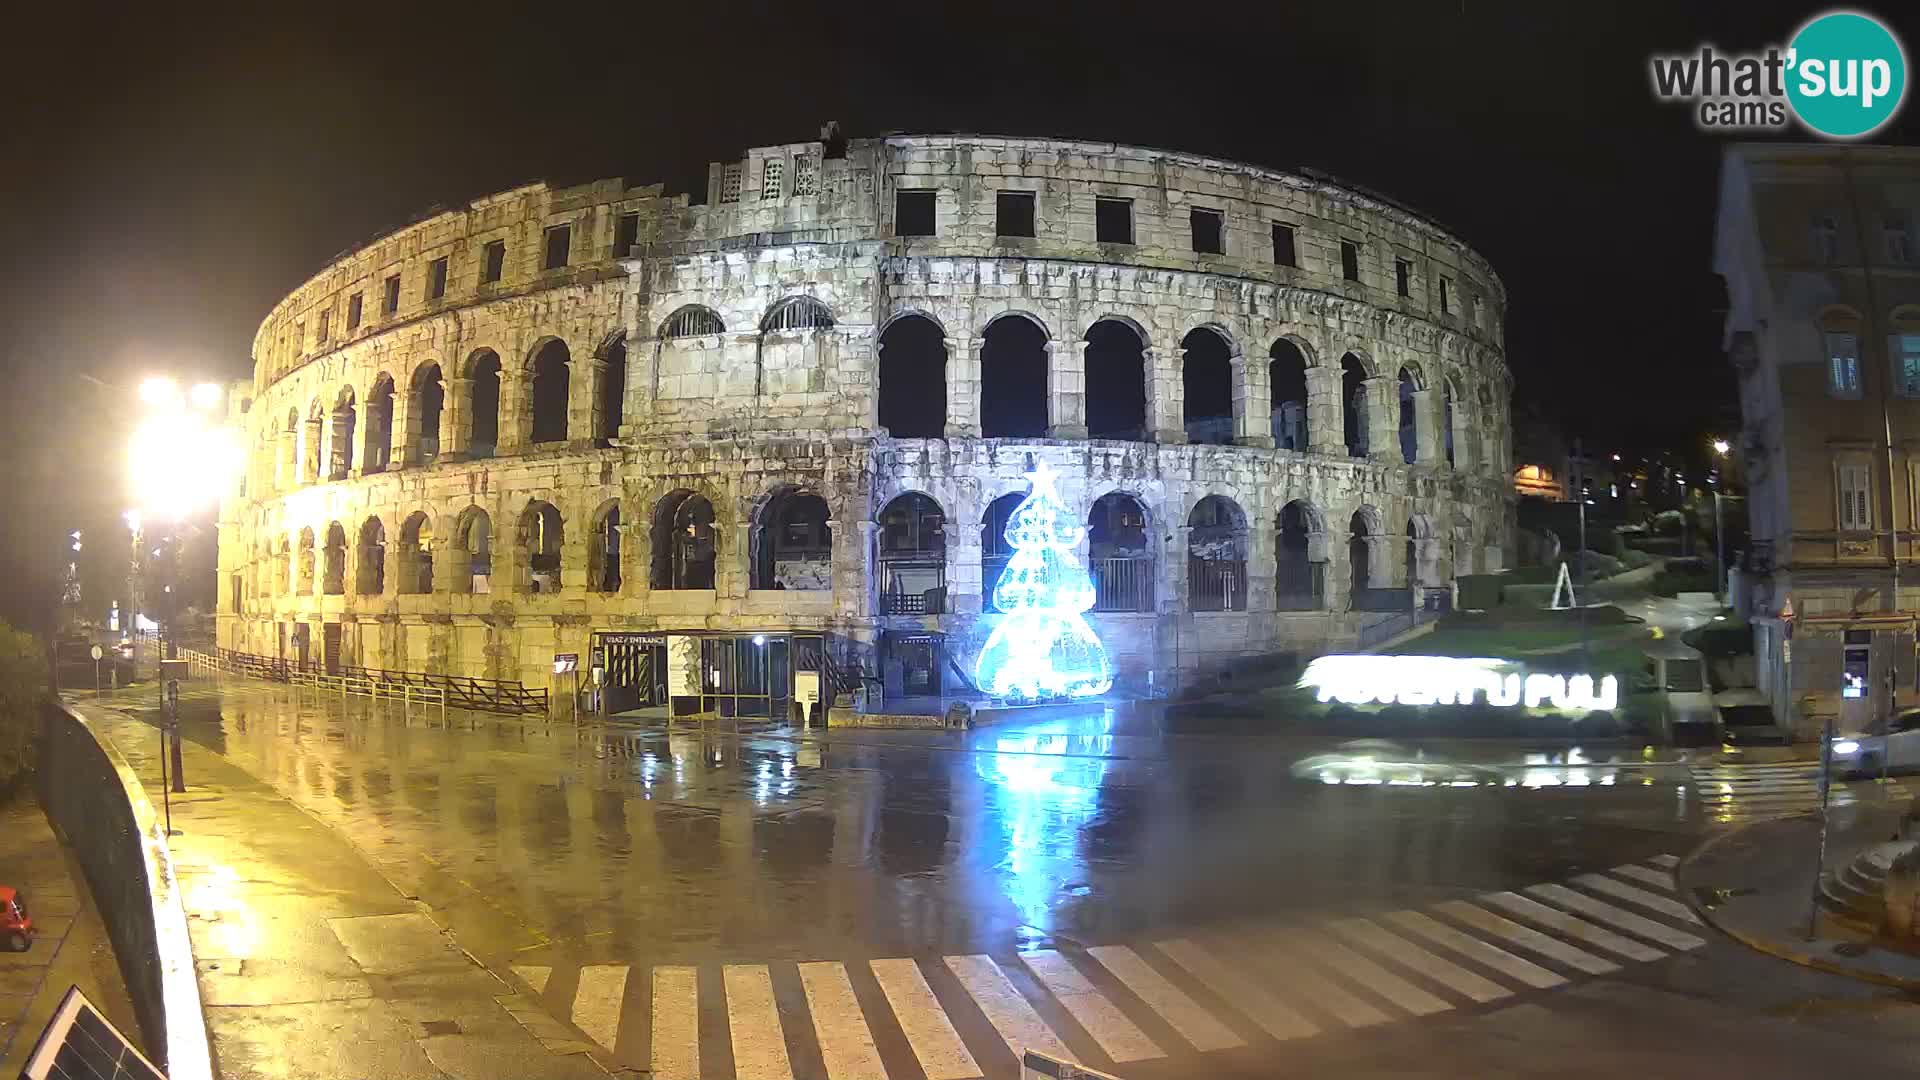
[{"x1": 1787, "y1": 10, "x2": 1907, "y2": 138}]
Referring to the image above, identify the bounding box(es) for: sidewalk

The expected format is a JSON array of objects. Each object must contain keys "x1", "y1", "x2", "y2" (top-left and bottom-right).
[
  {"x1": 69, "y1": 694, "x2": 610, "y2": 1080},
  {"x1": 1680, "y1": 793, "x2": 1920, "y2": 988},
  {"x1": 0, "y1": 791, "x2": 140, "y2": 1074}
]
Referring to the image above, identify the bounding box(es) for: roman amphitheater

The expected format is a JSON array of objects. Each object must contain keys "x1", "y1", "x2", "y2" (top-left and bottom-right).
[{"x1": 216, "y1": 129, "x2": 1515, "y2": 718}]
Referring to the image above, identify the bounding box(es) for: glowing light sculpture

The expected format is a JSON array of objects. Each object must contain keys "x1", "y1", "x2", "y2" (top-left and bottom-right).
[{"x1": 974, "y1": 462, "x2": 1113, "y2": 701}]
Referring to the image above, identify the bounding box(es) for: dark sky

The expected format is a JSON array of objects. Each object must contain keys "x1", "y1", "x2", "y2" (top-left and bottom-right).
[{"x1": 3, "y1": 0, "x2": 1914, "y2": 623}]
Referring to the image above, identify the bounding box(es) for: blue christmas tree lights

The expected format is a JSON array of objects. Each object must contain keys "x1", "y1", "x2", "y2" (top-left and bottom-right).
[{"x1": 974, "y1": 462, "x2": 1114, "y2": 700}]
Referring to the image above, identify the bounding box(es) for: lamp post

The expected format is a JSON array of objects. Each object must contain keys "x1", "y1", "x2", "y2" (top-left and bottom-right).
[{"x1": 1712, "y1": 438, "x2": 1730, "y2": 603}]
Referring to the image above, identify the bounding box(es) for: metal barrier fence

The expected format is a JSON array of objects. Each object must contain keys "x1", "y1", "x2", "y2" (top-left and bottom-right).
[
  {"x1": 1187, "y1": 557, "x2": 1246, "y2": 612},
  {"x1": 190, "y1": 647, "x2": 546, "y2": 716},
  {"x1": 1090, "y1": 556, "x2": 1154, "y2": 612}
]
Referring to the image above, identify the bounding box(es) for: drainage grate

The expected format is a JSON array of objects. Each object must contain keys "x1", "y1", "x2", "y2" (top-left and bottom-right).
[{"x1": 420, "y1": 1019, "x2": 463, "y2": 1036}]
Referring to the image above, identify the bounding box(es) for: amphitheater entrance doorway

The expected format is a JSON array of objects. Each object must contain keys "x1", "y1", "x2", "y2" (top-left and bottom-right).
[
  {"x1": 881, "y1": 632, "x2": 945, "y2": 699},
  {"x1": 594, "y1": 632, "x2": 668, "y2": 717}
]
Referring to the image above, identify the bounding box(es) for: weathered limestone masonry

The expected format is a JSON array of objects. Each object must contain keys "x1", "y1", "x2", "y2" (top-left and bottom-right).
[{"x1": 216, "y1": 133, "x2": 1515, "y2": 708}]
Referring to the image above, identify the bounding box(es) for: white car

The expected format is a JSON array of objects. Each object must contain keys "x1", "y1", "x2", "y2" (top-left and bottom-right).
[{"x1": 1827, "y1": 707, "x2": 1920, "y2": 776}]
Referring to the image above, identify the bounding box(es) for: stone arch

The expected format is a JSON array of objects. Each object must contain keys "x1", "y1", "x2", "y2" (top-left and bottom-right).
[
  {"x1": 1396, "y1": 365, "x2": 1421, "y2": 464},
  {"x1": 651, "y1": 490, "x2": 718, "y2": 590},
  {"x1": 1187, "y1": 495, "x2": 1247, "y2": 612},
  {"x1": 980, "y1": 311, "x2": 1050, "y2": 438},
  {"x1": 1348, "y1": 505, "x2": 1385, "y2": 596},
  {"x1": 597, "y1": 331, "x2": 627, "y2": 442},
  {"x1": 321, "y1": 521, "x2": 347, "y2": 595},
  {"x1": 587, "y1": 498, "x2": 623, "y2": 593},
  {"x1": 451, "y1": 505, "x2": 493, "y2": 593},
  {"x1": 878, "y1": 308, "x2": 947, "y2": 337},
  {"x1": 1269, "y1": 338, "x2": 1311, "y2": 451},
  {"x1": 398, "y1": 510, "x2": 434, "y2": 594},
  {"x1": 516, "y1": 500, "x2": 564, "y2": 594},
  {"x1": 528, "y1": 337, "x2": 570, "y2": 444},
  {"x1": 409, "y1": 360, "x2": 445, "y2": 464},
  {"x1": 280, "y1": 407, "x2": 301, "y2": 487},
  {"x1": 355, "y1": 516, "x2": 387, "y2": 595},
  {"x1": 877, "y1": 313, "x2": 948, "y2": 438},
  {"x1": 1340, "y1": 352, "x2": 1369, "y2": 458},
  {"x1": 1085, "y1": 318, "x2": 1148, "y2": 441},
  {"x1": 760, "y1": 295, "x2": 835, "y2": 332},
  {"x1": 1442, "y1": 371, "x2": 1465, "y2": 468},
  {"x1": 752, "y1": 487, "x2": 833, "y2": 591},
  {"x1": 1182, "y1": 326, "x2": 1236, "y2": 445},
  {"x1": 327, "y1": 386, "x2": 357, "y2": 480},
  {"x1": 1276, "y1": 499, "x2": 1328, "y2": 609},
  {"x1": 363, "y1": 373, "x2": 395, "y2": 474},
  {"x1": 877, "y1": 492, "x2": 947, "y2": 615},
  {"x1": 980, "y1": 491, "x2": 1028, "y2": 611},
  {"x1": 276, "y1": 534, "x2": 292, "y2": 595},
  {"x1": 296, "y1": 526, "x2": 316, "y2": 594},
  {"x1": 658, "y1": 304, "x2": 727, "y2": 339},
  {"x1": 464, "y1": 348, "x2": 502, "y2": 458},
  {"x1": 1087, "y1": 490, "x2": 1154, "y2": 612},
  {"x1": 1406, "y1": 513, "x2": 1437, "y2": 588}
]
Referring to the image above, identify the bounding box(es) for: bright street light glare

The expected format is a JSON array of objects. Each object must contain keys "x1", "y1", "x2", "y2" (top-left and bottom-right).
[
  {"x1": 138, "y1": 377, "x2": 181, "y2": 408},
  {"x1": 128, "y1": 409, "x2": 241, "y2": 519},
  {"x1": 190, "y1": 382, "x2": 223, "y2": 410},
  {"x1": 1711, "y1": 438, "x2": 1730, "y2": 455}
]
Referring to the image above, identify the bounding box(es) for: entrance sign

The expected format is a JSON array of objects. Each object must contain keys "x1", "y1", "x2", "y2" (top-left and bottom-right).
[
  {"x1": 666, "y1": 635, "x2": 700, "y2": 696},
  {"x1": 1298, "y1": 654, "x2": 1620, "y2": 713},
  {"x1": 552, "y1": 652, "x2": 579, "y2": 674},
  {"x1": 794, "y1": 670, "x2": 821, "y2": 709}
]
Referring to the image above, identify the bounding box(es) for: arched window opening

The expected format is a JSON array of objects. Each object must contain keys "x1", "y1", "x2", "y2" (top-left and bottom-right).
[
  {"x1": 356, "y1": 518, "x2": 386, "y2": 595},
  {"x1": 755, "y1": 490, "x2": 832, "y2": 590},
  {"x1": 363, "y1": 376, "x2": 394, "y2": 474},
  {"x1": 467, "y1": 350, "x2": 501, "y2": 458},
  {"x1": 328, "y1": 390, "x2": 356, "y2": 480},
  {"x1": 761, "y1": 296, "x2": 834, "y2": 333},
  {"x1": 297, "y1": 528, "x2": 316, "y2": 593},
  {"x1": 304, "y1": 401, "x2": 324, "y2": 483},
  {"x1": 281, "y1": 409, "x2": 300, "y2": 488},
  {"x1": 1085, "y1": 320, "x2": 1146, "y2": 440},
  {"x1": 877, "y1": 315, "x2": 948, "y2": 438},
  {"x1": 878, "y1": 493, "x2": 946, "y2": 614},
  {"x1": 597, "y1": 336, "x2": 626, "y2": 443},
  {"x1": 1348, "y1": 510, "x2": 1374, "y2": 600},
  {"x1": 455, "y1": 509, "x2": 492, "y2": 593},
  {"x1": 652, "y1": 492, "x2": 717, "y2": 590},
  {"x1": 1398, "y1": 367, "x2": 1418, "y2": 464},
  {"x1": 413, "y1": 364, "x2": 444, "y2": 464},
  {"x1": 1276, "y1": 501, "x2": 1327, "y2": 610},
  {"x1": 1443, "y1": 377, "x2": 1458, "y2": 466},
  {"x1": 589, "y1": 504, "x2": 622, "y2": 593},
  {"x1": 398, "y1": 512, "x2": 433, "y2": 594},
  {"x1": 981, "y1": 492, "x2": 1026, "y2": 611},
  {"x1": 1187, "y1": 496, "x2": 1246, "y2": 611},
  {"x1": 521, "y1": 502, "x2": 563, "y2": 593},
  {"x1": 660, "y1": 305, "x2": 726, "y2": 339},
  {"x1": 322, "y1": 522, "x2": 347, "y2": 595},
  {"x1": 980, "y1": 316, "x2": 1048, "y2": 438},
  {"x1": 1341, "y1": 353, "x2": 1369, "y2": 458},
  {"x1": 1088, "y1": 492, "x2": 1153, "y2": 612},
  {"x1": 530, "y1": 340, "x2": 570, "y2": 444},
  {"x1": 277, "y1": 537, "x2": 291, "y2": 595},
  {"x1": 1181, "y1": 327, "x2": 1234, "y2": 445},
  {"x1": 1269, "y1": 340, "x2": 1309, "y2": 451},
  {"x1": 1406, "y1": 516, "x2": 1436, "y2": 590}
]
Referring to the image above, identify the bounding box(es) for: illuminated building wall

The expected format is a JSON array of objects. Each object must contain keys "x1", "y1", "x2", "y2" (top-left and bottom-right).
[{"x1": 217, "y1": 132, "x2": 1515, "y2": 703}]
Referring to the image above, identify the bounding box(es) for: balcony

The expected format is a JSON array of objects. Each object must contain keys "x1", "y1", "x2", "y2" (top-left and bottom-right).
[{"x1": 879, "y1": 559, "x2": 946, "y2": 615}]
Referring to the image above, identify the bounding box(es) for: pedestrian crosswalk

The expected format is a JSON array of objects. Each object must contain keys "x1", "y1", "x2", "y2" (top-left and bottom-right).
[
  {"x1": 519, "y1": 856, "x2": 1706, "y2": 1078},
  {"x1": 1685, "y1": 760, "x2": 1908, "y2": 822}
]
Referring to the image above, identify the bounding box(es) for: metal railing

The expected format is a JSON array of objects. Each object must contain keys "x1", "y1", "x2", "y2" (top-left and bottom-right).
[
  {"x1": 878, "y1": 559, "x2": 946, "y2": 615},
  {"x1": 1090, "y1": 557, "x2": 1154, "y2": 613},
  {"x1": 1351, "y1": 586, "x2": 1415, "y2": 612},
  {"x1": 982, "y1": 553, "x2": 1011, "y2": 610},
  {"x1": 207, "y1": 646, "x2": 546, "y2": 715},
  {"x1": 1187, "y1": 557, "x2": 1246, "y2": 612},
  {"x1": 1275, "y1": 561, "x2": 1326, "y2": 611}
]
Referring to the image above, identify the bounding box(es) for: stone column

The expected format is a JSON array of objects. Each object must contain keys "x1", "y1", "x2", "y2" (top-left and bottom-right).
[
  {"x1": 1233, "y1": 352, "x2": 1274, "y2": 448},
  {"x1": 1047, "y1": 340, "x2": 1088, "y2": 440},
  {"x1": 303, "y1": 417, "x2": 324, "y2": 482},
  {"x1": 441, "y1": 376, "x2": 469, "y2": 459},
  {"x1": 571, "y1": 356, "x2": 606, "y2": 446},
  {"x1": 1365, "y1": 377, "x2": 1400, "y2": 465},
  {"x1": 498, "y1": 368, "x2": 530, "y2": 454},
  {"x1": 1306, "y1": 365, "x2": 1345, "y2": 457},
  {"x1": 382, "y1": 536, "x2": 405, "y2": 597},
  {"x1": 1247, "y1": 512, "x2": 1277, "y2": 611},
  {"x1": 1412, "y1": 388, "x2": 1443, "y2": 467},
  {"x1": 388, "y1": 386, "x2": 414, "y2": 470},
  {"x1": 853, "y1": 519, "x2": 877, "y2": 617},
  {"x1": 1147, "y1": 342, "x2": 1186, "y2": 444},
  {"x1": 944, "y1": 336, "x2": 980, "y2": 439},
  {"x1": 561, "y1": 507, "x2": 589, "y2": 592},
  {"x1": 1448, "y1": 392, "x2": 1475, "y2": 473}
]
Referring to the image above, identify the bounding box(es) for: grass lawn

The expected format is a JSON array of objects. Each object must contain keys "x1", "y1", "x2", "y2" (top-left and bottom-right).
[{"x1": 1387, "y1": 623, "x2": 1652, "y2": 669}]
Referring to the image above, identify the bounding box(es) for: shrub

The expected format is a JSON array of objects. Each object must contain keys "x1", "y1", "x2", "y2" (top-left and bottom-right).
[{"x1": 0, "y1": 621, "x2": 48, "y2": 798}]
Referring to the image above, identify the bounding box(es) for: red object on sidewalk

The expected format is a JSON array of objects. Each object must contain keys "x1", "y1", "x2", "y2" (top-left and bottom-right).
[{"x1": 0, "y1": 884, "x2": 34, "y2": 950}]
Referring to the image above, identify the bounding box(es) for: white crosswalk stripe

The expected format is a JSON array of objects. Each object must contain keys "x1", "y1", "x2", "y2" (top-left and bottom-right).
[
  {"x1": 1682, "y1": 761, "x2": 1899, "y2": 823},
  {"x1": 1647, "y1": 853, "x2": 1680, "y2": 868},
  {"x1": 527, "y1": 857, "x2": 1714, "y2": 1076}
]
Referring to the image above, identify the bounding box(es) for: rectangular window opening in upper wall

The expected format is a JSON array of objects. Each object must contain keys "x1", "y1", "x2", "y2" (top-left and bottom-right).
[
  {"x1": 616, "y1": 213, "x2": 640, "y2": 255},
  {"x1": 896, "y1": 190, "x2": 936, "y2": 237},
  {"x1": 1272, "y1": 222, "x2": 1296, "y2": 267},
  {"x1": 1839, "y1": 461, "x2": 1873, "y2": 531},
  {"x1": 1395, "y1": 258, "x2": 1411, "y2": 297},
  {"x1": 1340, "y1": 240, "x2": 1361, "y2": 282},
  {"x1": 543, "y1": 225, "x2": 572, "y2": 271},
  {"x1": 346, "y1": 292, "x2": 363, "y2": 332},
  {"x1": 1439, "y1": 276, "x2": 1453, "y2": 314},
  {"x1": 482, "y1": 240, "x2": 506, "y2": 284},
  {"x1": 316, "y1": 309, "x2": 331, "y2": 344},
  {"x1": 382, "y1": 274, "x2": 401, "y2": 316},
  {"x1": 1826, "y1": 331, "x2": 1862, "y2": 397},
  {"x1": 996, "y1": 191, "x2": 1036, "y2": 238},
  {"x1": 427, "y1": 257, "x2": 448, "y2": 301},
  {"x1": 1191, "y1": 208, "x2": 1223, "y2": 255},
  {"x1": 1096, "y1": 197, "x2": 1133, "y2": 245},
  {"x1": 720, "y1": 163, "x2": 743, "y2": 204},
  {"x1": 762, "y1": 160, "x2": 783, "y2": 201}
]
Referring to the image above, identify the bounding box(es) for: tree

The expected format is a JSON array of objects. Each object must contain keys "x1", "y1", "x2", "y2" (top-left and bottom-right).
[
  {"x1": 0, "y1": 620, "x2": 48, "y2": 798},
  {"x1": 973, "y1": 462, "x2": 1113, "y2": 700}
]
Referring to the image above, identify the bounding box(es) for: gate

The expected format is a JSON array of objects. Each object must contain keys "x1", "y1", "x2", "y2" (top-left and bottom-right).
[{"x1": 596, "y1": 632, "x2": 666, "y2": 715}]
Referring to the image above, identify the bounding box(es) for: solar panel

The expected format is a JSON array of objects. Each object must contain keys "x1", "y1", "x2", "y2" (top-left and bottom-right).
[{"x1": 17, "y1": 985, "x2": 166, "y2": 1080}]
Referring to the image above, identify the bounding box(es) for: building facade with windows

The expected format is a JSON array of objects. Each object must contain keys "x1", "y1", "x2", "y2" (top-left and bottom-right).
[
  {"x1": 1716, "y1": 143, "x2": 1920, "y2": 739},
  {"x1": 216, "y1": 131, "x2": 1514, "y2": 715}
]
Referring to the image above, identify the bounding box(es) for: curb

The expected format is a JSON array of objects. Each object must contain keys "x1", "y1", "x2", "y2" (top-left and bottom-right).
[{"x1": 1677, "y1": 813, "x2": 1920, "y2": 993}]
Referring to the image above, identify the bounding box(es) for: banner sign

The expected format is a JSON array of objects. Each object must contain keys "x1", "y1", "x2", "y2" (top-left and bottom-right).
[{"x1": 1298, "y1": 655, "x2": 1620, "y2": 713}]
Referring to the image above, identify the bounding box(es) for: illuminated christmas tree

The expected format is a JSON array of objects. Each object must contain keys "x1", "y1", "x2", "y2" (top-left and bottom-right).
[{"x1": 974, "y1": 462, "x2": 1113, "y2": 700}]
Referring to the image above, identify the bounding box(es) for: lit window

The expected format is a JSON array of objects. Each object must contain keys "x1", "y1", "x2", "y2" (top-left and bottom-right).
[
  {"x1": 1839, "y1": 462, "x2": 1873, "y2": 531},
  {"x1": 762, "y1": 159, "x2": 783, "y2": 201},
  {"x1": 1826, "y1": 331, "x2": 1861, "y2": 397},
  {"x1": 792, "y1": 155, "x2": 817, "y2": 196},
  {"x1": 720, "y1": 163, "x2": 743, "y2": 204},
  {"x1": 1899, "y1": 333, "x2": 1920, "y2": 396}
]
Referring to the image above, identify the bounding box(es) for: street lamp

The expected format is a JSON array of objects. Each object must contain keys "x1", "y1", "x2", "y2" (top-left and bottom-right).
[{"x1": 1710, "y1": 437, "x2": 1729, "y2": 602}]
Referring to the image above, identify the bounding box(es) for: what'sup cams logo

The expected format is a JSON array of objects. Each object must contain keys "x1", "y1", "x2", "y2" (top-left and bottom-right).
[{"x1": 1650, "y1": 9, "x2": 1907, "y2": 138}]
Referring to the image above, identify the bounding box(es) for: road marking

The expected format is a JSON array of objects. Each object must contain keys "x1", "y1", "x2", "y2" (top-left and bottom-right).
[
  {"x1": 798, "y1": 962, "x2": 887, "y2": 1080},
  {"x1": 1479, "y1": 891, "x2": 1666, "y2": 962},
  {"x1": 945, "y1": 955, "x2": 1075, "y2": 1064},
  {"x1": 1568, "y1": 874, "x2": 1702, "y2": 925},
  {"x1": 1023, "y1": 950, "x2": 1163, "y2": 1062},
  {"x1": 1085, "y1": 945, "x2": 1245, "y2": 1051},
  {"x1": 1646, "y1": 853, "x2": 1680, "y2": 868},
  {"x1": 1286, "y1": 933, "x2": 1451, "y2": 1017},
  {"x1": 1327, "y1": 919, "x2": 1511, "y2": 1003},
  {"x1": 652, "y1": 966, "x2": 700, "y2": 1080},
  {"x1": 1381, "y1": 910, "x2": 1565, "y2": 990},
  {"x1": 1153, "y1": 938, "x2": 1320, "y2": 1039},
  {"x1": 1244, "y1": 935, "x2": 1391, "y2": 1028},
  {"x1": 1525, "y1": 884, "x2": 1706, "y2": 951},
  {"x1": 512, "y1": 964, "x2": 551, "y2": 993},
  {"x1": 724, "y1": 964, "x2": 796, "y2": 1080},
  {"x1": 869, "y1": 959, "x2": 982, "y2": 1080},
  {"x1": 572, "y1": 964, "x2": 627, "y2": 1051},
  {"x1": 1432, "y1": 901, "x2": 1618, "y2": 976},
  {"x1": 1610, "y1": 864, "x2": 1679, "y2": 891}
]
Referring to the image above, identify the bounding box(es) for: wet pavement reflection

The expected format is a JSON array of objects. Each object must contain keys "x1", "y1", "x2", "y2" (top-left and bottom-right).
[{"x1": 109, "y1": 681, "x2": 1714, "y2": 979}]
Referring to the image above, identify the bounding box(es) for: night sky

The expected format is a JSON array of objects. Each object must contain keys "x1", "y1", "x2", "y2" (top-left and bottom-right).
[{"x1": 3, "y1": 1, "x2": 1915, "y2": 626}]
